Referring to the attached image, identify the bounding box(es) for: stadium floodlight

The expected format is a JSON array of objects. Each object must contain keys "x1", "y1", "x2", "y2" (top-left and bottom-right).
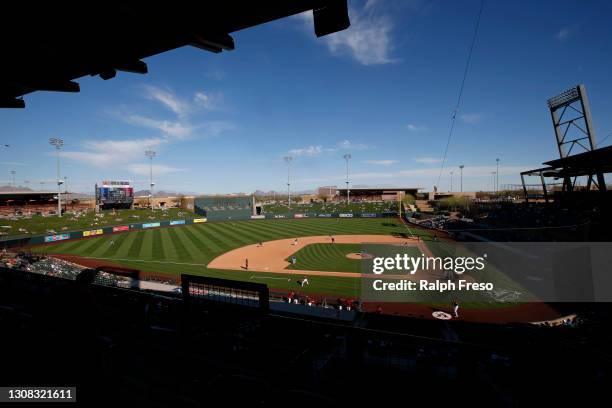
[
  {"x1": 284, "y1": 156, "x2": 293, "y2": 208},
  {"x1": 343, "y1": 154, "x2": 351, "y2": 204},
  {"x1": 145, "y1": 149, "x2": 156, "y2": 209},
  {"x1": 459, "y1": 165, "x2": 465, "y2": 192},
  {"x1": 496, "y1": 158, "x2": 500, "y2": 193},
  {"x1": 49, "y1": 137, "x2": 64, "y2": 217},
  {"x1": 492, "y1": 171, "x2": 496, "y2": 194}
]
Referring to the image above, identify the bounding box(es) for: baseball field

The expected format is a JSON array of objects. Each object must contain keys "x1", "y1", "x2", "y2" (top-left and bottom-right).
[
  {"x1": 29, "y1": 217, "x2": 565, "y2": 322},
  {"x1": 33, "y1": 217, "x2": 430, "y2": 298}
]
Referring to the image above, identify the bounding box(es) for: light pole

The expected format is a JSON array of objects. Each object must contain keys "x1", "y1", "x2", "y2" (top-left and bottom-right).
[
  {"x1": 10, "y1": 170, "x2": 15, "y2": 187},
  {"x1": 49, "y1": 138, "x2": 64, "y2": 217},
  {"x1": 284, "y1": 156, "x2": 292, "y2": 208},
  {"x1": 63, "y1": 176, "x2": 68, "y2": 209},
  {"x1": 145, "y1": 150, "x2": 156, "y2": 209},
  {"x1": 343, "y1": 154, "x2": 351, "y2": 205},
  {"x1": 496, "y1": 158, "x2": 500, "y2": 194},
  {"x1": 459, "y1": 165, "x2": 464, "y2": 192},
  {"x1": 492, "y1": 171, "x2": 496, "y2": 195},
  {"x1": 450, "y1": 171, "x2": 454, "y2": 192}
]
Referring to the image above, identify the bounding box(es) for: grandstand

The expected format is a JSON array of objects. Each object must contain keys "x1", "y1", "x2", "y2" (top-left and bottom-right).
[
  {"x1": 194, "y1": 195, "x2": 254, "y2": 220},
  {"x1": 262, "y1": 200, "x2": 400, "y2": 215},
  {"x1": 0, "y1": 263, "x2": 608, "y2": 405},
  {"x1": 336, "y1": 187, "x2": 421, "y2": 201}
]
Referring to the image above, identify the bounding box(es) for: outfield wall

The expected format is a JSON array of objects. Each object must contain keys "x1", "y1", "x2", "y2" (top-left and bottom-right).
[
  {"x1": 0, "y1": 217, "x2": 207, "y2": 248},
  {"x1": 1, "y1": 211, "x2": 411, "y2": 249}
]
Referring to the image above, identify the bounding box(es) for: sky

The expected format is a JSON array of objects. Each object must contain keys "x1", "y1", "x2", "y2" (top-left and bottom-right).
[{"x1": 1, "y1": 0, "x2": 611, "y2": 194}]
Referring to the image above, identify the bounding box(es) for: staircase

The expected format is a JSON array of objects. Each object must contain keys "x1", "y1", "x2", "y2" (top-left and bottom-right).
[{"x1": 415, "y1": 200, "x2": 434, "y2": 213}]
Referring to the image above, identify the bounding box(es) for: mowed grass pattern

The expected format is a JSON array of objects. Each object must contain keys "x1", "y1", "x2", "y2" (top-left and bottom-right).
[
  {"x1": 286, "y1": 244, "x2": 364, "y2": 273},
  {"x1": 286, "y1": 244, "x2": 424, "y2": 274},
  {"x1": 34, "y1": 218, "x2": 430, "y2": 297}
]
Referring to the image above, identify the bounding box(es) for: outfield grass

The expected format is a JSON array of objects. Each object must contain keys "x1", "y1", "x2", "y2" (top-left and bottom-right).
[
  {"x1": 1, "y1": 208, "x2": 194, "y2": 239},
  {"x1": 32, "y1": 218, "x2": 429, "y2": 297}
]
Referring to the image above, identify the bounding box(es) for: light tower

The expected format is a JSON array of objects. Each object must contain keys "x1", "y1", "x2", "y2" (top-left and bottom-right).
[
  {"x1": 495, "y1": 158, "x2": 500, "y2": 193},
  {"x1": 49, "y1": 137, "x2": 64, "y2": 217},
  {"x1": 284, "y1": 156, "x2": 293, "y2": 208},
  {"x1": 450, "y1": 171, "x2": 454, "y2": 192},
  {"x1": 145, "y1": 149, "x2": 156, "y2": 209},
  {"x1": 491, "y1": 171, "x2": 496, "y2": 194},
  {"x1": 459, "y1": 165, "x2": 464, "y2": 192},
  {"x1": 343, "y1": 154, "x2": 351, "y2": 204}
]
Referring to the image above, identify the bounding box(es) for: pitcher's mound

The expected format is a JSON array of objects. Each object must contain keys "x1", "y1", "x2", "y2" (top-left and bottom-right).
[{"x1": 346, "y1": 252, "x2": 374, "y2": 260}]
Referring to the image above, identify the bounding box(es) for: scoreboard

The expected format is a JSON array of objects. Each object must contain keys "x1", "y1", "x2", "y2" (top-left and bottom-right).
[{"x1": 95, "y1": 180, "x2": 134, "y2": 209}]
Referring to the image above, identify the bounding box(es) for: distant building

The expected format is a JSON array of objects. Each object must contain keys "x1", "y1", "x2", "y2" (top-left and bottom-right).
[{"x1": 337, "y1": 187, "x2": 421, "y2": 202}]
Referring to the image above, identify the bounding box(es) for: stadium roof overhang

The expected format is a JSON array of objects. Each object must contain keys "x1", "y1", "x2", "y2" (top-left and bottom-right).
[
  {"x1": 520, "y1": 145, "x2": 612, "y2": 202},
  {"x1": 1, "y1": 1, "x2": 349, "y2": 108},
  {"x1": 0, "y1": 191, "x2": 58, "y2": 204},
  {"x1": 522, "y1": 145, "x2": 612, "y2": 179}
]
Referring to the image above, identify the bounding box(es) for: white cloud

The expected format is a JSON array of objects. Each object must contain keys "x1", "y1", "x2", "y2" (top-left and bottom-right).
[
  {"x1": 194, "y1": 91, "x2": 222, "y2": 110},
  {"x1": 126, "y1": 164, "x2": 185, "y2": 176},
  {"x1": 286, "y1": 139, "x2": 372, "y2": 158},
  {"x1": 414, "y1": 157, "x2": 442, "y2": 164},
  {"x1": 83, "y1": 138, "x2": 163, "y2": 155},
  {"x1": 288, "y1": 145, "x2": 327, "y2": 157},
  {"x1": 59, "y1": 84, "x2": 235, "y2": 184},
  {"x1": 406, "y1": 124, "x2": 428, "y2": 132},
  {"x1": 337, "y1": 139, "x2": 372, "y2": 150},
  {"x1": 460, "y1": 113, "x2": 483, "y2": 124},
  {"x1": 365, "y1": 160, "x2": 398, "y2": 166},
  {"x1": 124, "y1": 115, "x2": 194, "y2": 139},
  {"x1": 294, "y1": 2, "x2": 395, "y2": 66},
  {"x1": 60, "y1": 137, "x2": 165, "y2": 168},
  {"x1": 557, "y1": 27, "x2": 571, "y2": 41},
  {"x1": 143, "y1": 85, "x2": 190, "y2": 117}
]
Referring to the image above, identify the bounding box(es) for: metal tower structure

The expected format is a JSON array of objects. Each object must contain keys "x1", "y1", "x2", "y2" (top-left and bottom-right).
[{"x1": 547, "y1": 84, "x2": 604, "y2": 192}]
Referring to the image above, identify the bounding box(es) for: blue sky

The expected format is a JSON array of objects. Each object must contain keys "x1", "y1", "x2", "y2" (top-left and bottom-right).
[{"x1": 1, "y1": 0, "x2": 611, "y2": 194}]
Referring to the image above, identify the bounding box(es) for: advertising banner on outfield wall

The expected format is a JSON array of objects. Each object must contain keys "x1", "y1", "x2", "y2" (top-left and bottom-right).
[
  {"x1": 113, "y1": 225, "x2": 129, "y2": 232},
  {"x1": 250, "y1": 215, "x2": 266, "y2": 219},
  {"x1": 317, "y1": 214, "x2": 332, "y2": 218},
  {"x1": 170, "y1": 220, "x2": 185, "y2": 226},
  {"x1": 360, "y1": 213, "x2": 378, "y2": 218},
  {"x1": 83, "y1": 229, "x2": 103, "y2": 237},
  {"x1": 44, "y1": 233, "x2": 70, "y2": 243},
  {"x1": 339, "y1": 213, "x2": 354, "y2": 218},
  {"x1": 294, "y1": 214, "x2": 305, "y2": 218},
  {"x1": 142, "y1": 222, "x2": 161, "y2": 229},
  {"x1": 193, "y1": 218, "x2": 207, "y2": 223}
]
